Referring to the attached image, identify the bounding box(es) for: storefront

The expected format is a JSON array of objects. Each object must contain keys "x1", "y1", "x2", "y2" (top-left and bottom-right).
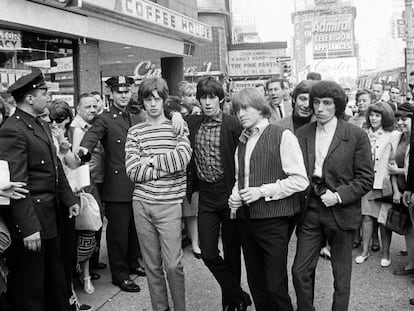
[{"x1": 0, "y1": 0, "x2": 212, "y2": 112}]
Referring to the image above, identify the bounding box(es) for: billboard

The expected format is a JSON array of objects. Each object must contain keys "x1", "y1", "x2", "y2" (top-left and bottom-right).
[
  {"x1": 312, "y1": 12, "x2": 355, "y2": 59},
  {"x1": 228, "y1": 49, "x2": 284, "y2": 77},
  {"x1": 310, "y1": 57, "x2": 358, "y2": 85}
]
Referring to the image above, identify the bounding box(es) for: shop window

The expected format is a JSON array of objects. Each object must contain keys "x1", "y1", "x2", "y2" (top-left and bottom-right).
[{"x1": 0, "y1": 28, "x2": 75, "y2": 116}]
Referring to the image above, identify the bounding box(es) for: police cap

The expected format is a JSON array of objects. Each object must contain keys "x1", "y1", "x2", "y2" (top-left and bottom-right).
[
  {"x1": 105, "y1": 75, "x2": 134, "y2": 92},
  {"x1": 8, "y1": 68, "x2": 48, "y2": 100}
]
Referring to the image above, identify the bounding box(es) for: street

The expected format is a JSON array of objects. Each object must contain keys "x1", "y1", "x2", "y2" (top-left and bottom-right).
[{"x1": 77, "y1": 224, "x2": 414, "y2": 311}]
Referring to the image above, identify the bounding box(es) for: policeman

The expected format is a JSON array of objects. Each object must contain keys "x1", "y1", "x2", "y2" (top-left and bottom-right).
[
  {"x1": 0, "y1": 68, "x2": 80, "y2": 311},
  {"x1": 77, "y1": 76, "x2": 145, "y2": 292}
]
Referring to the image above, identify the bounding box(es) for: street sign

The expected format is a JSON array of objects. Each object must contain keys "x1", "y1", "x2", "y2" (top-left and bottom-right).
[{"x1": 276, "y1": 56, "x2": 291, "y2": 63}]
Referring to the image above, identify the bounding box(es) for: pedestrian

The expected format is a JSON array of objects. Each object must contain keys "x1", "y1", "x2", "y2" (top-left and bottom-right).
[
  {"x1": 292, "y1": 80, "x2": 374, "y2": 311},
  {"x1": 77, "y1": 76, "x2": 146, "y2": 292},
  {"x1": 125, "y1": 77, "x2": 192, "y2": 311},
  {"x1": 0, "y1": 68, "x2": 80, "y2": 311},
  {"x1": 266, "y1": 77, "x2": 291, "y2": 121},
  {"x1": 185, "y1": 77, "x2": 251, "y2": 310},
  {"x1": 355, "y1": 102, "x2": 398, "y2": 267},
  {"x1": 229, "y1": 88, "x2": 308, "y2": 311}
]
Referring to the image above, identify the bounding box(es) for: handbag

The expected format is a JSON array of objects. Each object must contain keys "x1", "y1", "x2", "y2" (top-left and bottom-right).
[
  {"x1": 75, "y1": 192, "x2": 102, "y2": 231},
  {"x1": 66, "y1": 164, "x2": 90, "y2": 193},
  {"x1": 385, "y1": 203, "x2": 412, "y2": 235}
]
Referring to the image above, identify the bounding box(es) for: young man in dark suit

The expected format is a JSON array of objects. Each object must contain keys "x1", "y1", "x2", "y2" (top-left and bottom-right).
[
  {"x1": 185, "y1": 77, "x2": 251, "y2": 311},
  {"x1": 0, "y1": 69, "x2": 80, "y2": 311},
  {"x1": 292, "y1": 81, "x2": 374, "y2": 311}
]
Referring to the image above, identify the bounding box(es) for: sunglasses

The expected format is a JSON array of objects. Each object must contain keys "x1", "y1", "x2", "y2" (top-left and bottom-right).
[{"x1": 406, "y1": 97, "x2": 414, "y2": 101}]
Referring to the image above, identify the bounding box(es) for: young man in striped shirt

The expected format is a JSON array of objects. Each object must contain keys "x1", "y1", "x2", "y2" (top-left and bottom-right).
[{"x1": 125, "y1": 77, "x2": 192, "y2": 311}]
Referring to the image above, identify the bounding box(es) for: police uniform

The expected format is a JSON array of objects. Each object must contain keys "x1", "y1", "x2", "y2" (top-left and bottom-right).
[
  {"x1": 0, "y1": 69, "x2": 77, "y2": 311},
  {"x1": 80, "y1": 76, "x2": 145, "y2": 291}
]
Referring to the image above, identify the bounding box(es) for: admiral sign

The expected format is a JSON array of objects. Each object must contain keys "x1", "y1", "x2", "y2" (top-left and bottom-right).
[{"x1": 312, "y1": 13, "x2": 355, "y2": 59}]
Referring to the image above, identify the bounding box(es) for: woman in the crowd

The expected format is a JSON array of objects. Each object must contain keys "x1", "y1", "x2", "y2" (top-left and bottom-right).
[
  {"x1": 355, "y1": 102, "x2": 398, "y2": 267},
  {"x1": 389, "y1": 103, "x2": 414, "y2": 276},
  {"x1": 349, "y1": 89, "x2": 375, "y2": 128},
  {"x1": 405, "y1": 90, "x2": 414, "y2": 108},
  {"x1": 48, "y1": 100, "x2": 93, "y2": 310},
  {"x1": 349, "y1": 89, "x2": 377, "y2": 249}
]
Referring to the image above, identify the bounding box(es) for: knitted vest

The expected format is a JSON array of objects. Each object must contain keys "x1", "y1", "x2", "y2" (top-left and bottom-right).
[{"x1": 237, "y1": 124, "x2": 297, "y2": 219}]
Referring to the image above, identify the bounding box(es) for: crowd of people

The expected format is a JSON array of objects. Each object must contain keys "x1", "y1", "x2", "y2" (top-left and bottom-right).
[{"x1": 0, "y1": 67, "x2": 413, "y2": 311}]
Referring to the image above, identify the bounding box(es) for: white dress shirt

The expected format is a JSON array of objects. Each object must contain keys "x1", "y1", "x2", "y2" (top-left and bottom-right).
[
  {"x1": 314, "y1": 117, "x2": 337, "y2": 178},
  {"x1": 232, "y1": 118, "x2": 309, "y2": 202}
]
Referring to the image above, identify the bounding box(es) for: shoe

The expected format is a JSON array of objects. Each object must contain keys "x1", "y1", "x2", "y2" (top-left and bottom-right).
[
  {"x1": 130, "y1": 266, "x2": 146, "y2": 276},
  {"x1": 90, "y1": 272, "x2": 100, "y2": 280},
  {"x1": 352, "y1": 240, "x2": 361, "y2": 249},
  {"x1": 69, "y1": 302, "x2": 93, "y2": 311},
  {"x1": 193, "y1": 251, "x2": 202, "y2": 259},
  {"x1": 82, "y1": 276, "x2": 95, "y2": 294},
  {"x1": 92, "y1": 262, "x2": 107, "y2": 270},
  {"x1": 410, "y1": 298, "x2": 414, "y2": 305},
  {"x1": 381, "y1": 258, "x2": 391, "y2": 267},
  {"x1": 320, "y1": 247, "x2": 331, "y2": 260},
  {"x1": 113, "y1": 279, "x2": 141, "y2": 292},
  {"x1": 241, "y1": 290, "x2": 252, "y2": 306},
  {"x1": 399, "y1": 250, "x2": 408, "y2": 256},
  {"x1": 393, "y1": 267, "x2": 414, "y2": 275},
  {"x1": 355, "y1": 253, "x2": 370, "y2": 264},
  {"x1": 371, "y1": 244, "x2": 380, "y2": 252}
]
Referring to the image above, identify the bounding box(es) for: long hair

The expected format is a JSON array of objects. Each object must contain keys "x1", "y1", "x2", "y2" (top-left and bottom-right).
[
  {"x1": 309, "y1": 81, "x2": 347, "y2": 117},
  {"x1": 232, "y1": 88, "x2": 271, "y2": 119},
  {"x1": 366, "y1": 102, "x2": 394, "y2": 132}
]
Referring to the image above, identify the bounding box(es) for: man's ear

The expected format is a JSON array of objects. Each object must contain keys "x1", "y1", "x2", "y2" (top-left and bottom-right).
[{"x1": 24, "y1": 93, "x2": 34, "y2": 105}]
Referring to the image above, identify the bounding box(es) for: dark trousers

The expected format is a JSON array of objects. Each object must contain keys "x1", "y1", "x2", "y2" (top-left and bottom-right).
[
  {"x1": 106, "y1": 202, "x2": 141, "y2": 283},
  {"x1": 198, "y1": 180, "x2": 243, "y2": 307},
  {"x1": 292, "y1": 200, "x2": 353, "y2": 311},
  {"x1": 238, "y1": 216, "x2": 293, "y2": 311},
  {"x1": 60, "y1": 216, "x2": 77, "y2": 302},
  {"x1": 5, "y1": 238, "x2": 68, "y2": 311}
]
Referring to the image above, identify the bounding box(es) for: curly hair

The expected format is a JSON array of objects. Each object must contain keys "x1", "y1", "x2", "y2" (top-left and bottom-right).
[{"x1": 309, "y1": 81, "x2": 347, "y2": 117}]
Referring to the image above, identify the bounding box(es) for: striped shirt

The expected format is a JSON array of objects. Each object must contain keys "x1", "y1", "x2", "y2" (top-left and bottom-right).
[{"x1": 125, "y1": 120, "x2": 192, "y2": 204}]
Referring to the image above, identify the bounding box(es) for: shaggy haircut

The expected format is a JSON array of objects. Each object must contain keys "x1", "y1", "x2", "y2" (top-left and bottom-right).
[
  {"x1": 232, "y1": 88, "x2": 271, "y2": 119},
  {"x1": 196, "y1": 77, "x2": 225, "y2": 101},
  {"x1": 292, "y1": 80, "x2": 317, "y2": 104},
  {"x1": 309, "y1": 81, "x2": 347, "y2": 117},
  {"x1": 138, "y1": 77, "x2": 169, "y2": 106},
  {"x1": 366, "y1": 102, "x2": 395, "y2": 132}
]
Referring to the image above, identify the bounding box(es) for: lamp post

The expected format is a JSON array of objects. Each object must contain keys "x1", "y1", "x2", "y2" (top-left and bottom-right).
[{"x1": 405, "y1": 0, "x2": 414, "y2": 85}]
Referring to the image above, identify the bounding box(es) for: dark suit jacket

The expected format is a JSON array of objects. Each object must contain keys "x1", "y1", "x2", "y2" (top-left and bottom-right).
[
  {"x1": 296, "y1": 119, "x2": 374, "y2": 230},
  {"x1": 80, "y1": 105, "x2": 144, "y2": 203},
  {"x1": 186, "y1": 113, "x2": 242, "y2": 200},
  {"x1": 0, "y1": 108, "x2": 77, "y2": 239}
]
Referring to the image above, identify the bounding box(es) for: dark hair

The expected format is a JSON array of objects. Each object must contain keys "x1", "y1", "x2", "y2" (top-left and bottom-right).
[
  {"x1": 292, "y1": 80, "x2": 317, "y2": 104},
  {"x1": 265, "y1": 77, "x2": 286, "y2": 90},
  {"x1": 306, "y1": 72, "x2": 322, "y2": 80},
  {"x1": 355, "y1": 89, "x2": 375, "y2": 103},
  {"x1": 366, "y1": 102, "x2": 394, "y2": 131},
  {"x1": 309, "y1": 81, "x2": 347, "y2": 117},
  {"x1": 232, "y1": 88, "x2": 271, "y2": 119},
  {"x1": 164, "y1": 96, "x2": 182, "y2": 117},
  {"x1": 49, "y1": 100, "x2": 73, "y2": 129},
  {"x1": 138, "y1": 77, "x2": 169, "y2": 106},
  {"x1": 196, "y1": 77, "x2": 225, "y2": 101}
]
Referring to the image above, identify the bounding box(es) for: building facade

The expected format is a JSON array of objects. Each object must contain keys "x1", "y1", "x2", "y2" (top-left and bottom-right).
[{"x1": 0, "y1": 0, "x2": 212, "y2": 109}]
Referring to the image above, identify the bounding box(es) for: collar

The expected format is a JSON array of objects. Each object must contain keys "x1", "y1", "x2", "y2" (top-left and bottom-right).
[
  {"x1": 110, "y1": 104, "x2": 127, "y2": 114},
  {"x1": 367, "y1": 127, "x2": 384, "y2": 138},
  {"x1": 71, "y1": 114, "x2": 91, "y2": 130},
  {"x1": 239, "y1": 118, "x2": 269, "y2": 144},
  {"x1": 317, "y1": 116, "x2": 337, "y2": 134},
  {"x1": 206, "y1": 110, "x2": 223, "y2": 122}
]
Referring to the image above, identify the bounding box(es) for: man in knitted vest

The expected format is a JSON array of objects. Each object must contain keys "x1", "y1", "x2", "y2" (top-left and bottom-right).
[
  {"x1": 292, "y1": 80, "x2": 374, "y2": 311},
  {"x1": 229, "y1": 87, "x2": 308, "y2": 311}
]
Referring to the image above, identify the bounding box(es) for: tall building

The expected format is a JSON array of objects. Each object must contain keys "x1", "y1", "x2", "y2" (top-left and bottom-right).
[
  {"x1": 292, "y1": 0, "x2": 358, "y2": 84},
  {"x1": 230, "y1": 0, "x2": 261, "y2": 43}
]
